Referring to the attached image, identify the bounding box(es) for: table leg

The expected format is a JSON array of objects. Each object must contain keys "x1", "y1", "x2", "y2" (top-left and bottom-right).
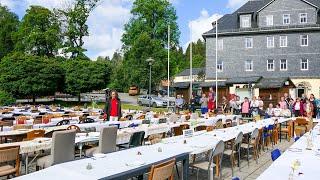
[
  {"x1": 279, "y1": 123, "x2": 282, "y2": 143},
  {"x1": 182, "y1": 155, "x2": 189, "y2": 180},
  {"x1": 25, "y1": 154, "x2": 28, "y2": 174},
  {"x1": 79, "y1": 143, "x2": 83, "y2": 158}
]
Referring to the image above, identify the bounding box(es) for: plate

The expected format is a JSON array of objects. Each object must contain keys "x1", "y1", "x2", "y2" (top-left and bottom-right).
[
  {"x1": 93, "y1": 153, "x2": 106, "y2": 158},
  {"x1": 126, "y1": 161, "x2": 146, "y2": 167}
]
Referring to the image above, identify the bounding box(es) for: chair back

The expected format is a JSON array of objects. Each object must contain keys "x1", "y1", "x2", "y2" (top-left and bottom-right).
[
  {"x1": 295, "y1": 118, "x2": 308, "y2": 126},
  {"x1": 180, "y1": 124, "x2": 190, "y2": 130},
  {"x1": 56, "y1": 120, "x2": 70, "y2": 126},
  {"x1": 142, "y1": 120, "x2": 151, "y2": 124},
  {"x1": 234, "y1": 132, "x2": 243, "y2": 145},
  {"x1": 25, "y1": 130, "x2": 45, "y2": 141},
  {"x1": 129, "y1": 131, "x2": 145, "y2": 147},
  {"x1": 215, "y1": 119, "x2": 223, "y2": 129},
  {"x1": 42, "y1": 115, "x2": 51, "y2": 124},
  {"x1": 51, "y1": 130, "x2": 76, "y2": 165},
  {"x1": 206, "y1": 126, "x2": 215, "y2": 132},
  {"x1": 148, "y1": 159, "x2": 175, "y2": 180},
  {"x1": 195, "y1": 125, "x2": 207, "y2": 132},
  {"x1": 67, "y1": 125, "x2": 81, "y2": 133},
  {"x1": 173, "y1": 126, "x2": 183, "y2": 136},
  {"x1": 33, "y1": 116, "x2": 43, "y2": 124},
  {"x1": 0, "y1": 146, "x2": 20, "y2": 176},
  {"x1": 225, "y1": 119, "x2": 233, "y2": 128},
  {"x1": 271, "y1": 148, "x2": 281, "y2": 161},
  {"x1": 16, "y1": 116, "x2": 27, "y2": 124},
  {"x1": 98, "y1": 127, "x2": 117, "y2": 154},
  {"x1": 212, "y1": 140, "x2": 225, "y2": 157},
  {"x1": 158, "y1": 118, "x2": 167, "y2": 124},
  {"x1": 209, "y1": 140, "x2": 224, "y2": 177},
  {"x1": 251, "y1": 128, "x2": 259, "y2": 139}
]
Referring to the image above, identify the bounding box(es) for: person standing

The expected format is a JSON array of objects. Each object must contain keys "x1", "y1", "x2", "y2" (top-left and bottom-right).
[
  {"x1": 309, "y1": 94, "x2": 317, "y2": 119},
  {"x1": 200, "y1": 93, "x2": 209, "y2": 115},
  {"x1": 241, "y1": 97, "x2": 250, "y2": 117},
  {"x1": 293, "y1": 98, "x2": 304, "y2": 117},
  {"x1": 279, "y1": 97, "x2": 287, "y2": 109},
  {"x1": 105, "y1": 90, "x2": 122, "y2": 121},
  {"x1": 175, "y1": 95, "x2": 184, "y2": 113},
  {"x1": 208, "y1": 87, "x2": 216, "y2": 112},
  {"x1": 189, "y1": 94, "x2": 196, "y2": 113},
  {"x1": 304, "y1": 99, "x2": 314, "y2": 119}
]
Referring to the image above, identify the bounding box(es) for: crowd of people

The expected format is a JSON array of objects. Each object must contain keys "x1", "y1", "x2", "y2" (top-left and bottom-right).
[{"x1": 229, "y1": 93, "x2": 320, "y2": 119}]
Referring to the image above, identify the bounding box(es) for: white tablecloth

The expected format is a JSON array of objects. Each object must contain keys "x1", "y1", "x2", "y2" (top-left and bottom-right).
[{"x1": 258, "y1": 124, "x2": 320, "y2": 180}]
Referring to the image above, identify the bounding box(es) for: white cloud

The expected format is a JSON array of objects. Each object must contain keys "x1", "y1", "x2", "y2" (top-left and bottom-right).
[
  {"x1": 186, "y1": 9, "x2": 222, "y2": 48},
  {"x1": 226, "y1": 0, "x2": 248, "y2": 10},
  {"x1": 0, "y1": 0, "x2": 19, "y2": 9}
]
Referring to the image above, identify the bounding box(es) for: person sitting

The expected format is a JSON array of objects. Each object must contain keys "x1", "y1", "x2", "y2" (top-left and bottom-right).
[
  {"x1": 273, "y1": 104, "x2": 282, "y2": 117},
  {"x1": 281, "y1": 106, "x2": 291, "y2": 117},
  {"x1": 265, "y1": 103, "x2": 274, "y2": 118}
]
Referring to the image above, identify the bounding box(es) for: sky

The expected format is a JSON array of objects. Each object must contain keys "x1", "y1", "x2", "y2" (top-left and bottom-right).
[{"x1": 0, "y1": 0, "x2": 249, "y2": 59}]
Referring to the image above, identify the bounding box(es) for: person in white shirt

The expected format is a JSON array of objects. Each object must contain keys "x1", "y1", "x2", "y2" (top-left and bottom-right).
[
  {"x1": 273, "y1": 104, "x2": 282, "y2": 117},
  {"x1": 265, "y1": 103, "x2": 274, "y2": 118},
  {"x1": 258, "y1": 96, "x2": 264, "y2": 110}
]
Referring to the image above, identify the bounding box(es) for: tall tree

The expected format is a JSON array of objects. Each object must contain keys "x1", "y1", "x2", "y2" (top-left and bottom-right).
[
  {"x1": 0, "y1": 5, "x2": 19, "y2": 60},
  {"x1": 14, "y1": 6, "x2": 62, "y2": 57},
  {"x1": 63, "y1": 59, "x2": 110, "y2": 101},
  {"x1": 122, "y1": 0, "x2": 180, "y2": 49},
  {"x1": 0, "y1": 53, "x2": 64, "y2": 103},
  {"x1": 59, "y1": 0, "x2": 99, "y2": 58},
  {"x1": 185, "y1": 39, "x2": 206, "y2": 68}
]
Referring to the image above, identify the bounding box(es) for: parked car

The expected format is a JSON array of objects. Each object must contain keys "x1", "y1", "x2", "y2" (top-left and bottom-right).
[
  {"x1": 137, "y1": 95, "x2": 174, "y2": 108},
  {"x1": 128, "y1": 86, "x2": 139, "y2": 96}
]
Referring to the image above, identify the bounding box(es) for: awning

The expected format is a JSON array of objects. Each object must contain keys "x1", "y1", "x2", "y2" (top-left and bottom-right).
[
  {"x1": 226, "y1": 76, "x2": 262, "y2": 84},
  {"x1": 199, "y1": 81, "x2": 227, "y2": 88},
  {"x1": 254, "y1": 77, "x2": 295, "y2": 89}
]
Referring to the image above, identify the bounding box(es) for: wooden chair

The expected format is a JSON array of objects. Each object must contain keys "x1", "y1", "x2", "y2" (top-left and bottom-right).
[
  {"x1": 67, "y1": 125, "x2": 81, "y2": 133},
  {"x1": 0, "y1": 146, "x2": 20, "y2": 177},
  {"x1": 280, "y1": 120, "x2": 293, "y2": 141},
  {"x1": 16, "y1": 116, "x2": 27, "y2": 125},
  {"x1": 24, "y1": 130, "x2": 45, "y2": 141},
  {"x1": 241, "y1": 128, "x2": 259, "y2": 165},
  {"x1": 148, "y1": 159, "x2": 175, "y2": 180},
  {"x1": 215, "y1": 119, "x2": 224, "y2": 129},
  {"x1": 206, "y1": 126, "x2": 215, "y2": 132},
  {"x1": 56, "y1": 120, "x2": 70, "y2": 126},
  {"x1": 172, "y1": 124, "x2": 190, "y2": 136},
  {"x1": 33, "y1": 116, "x2": 43, "y2": 124},
  {"x1": 195, "y1": 125, "x2": 207, "y2": 132},
  {"x1": 224, "y1": 119, "x2": 233, "y2": 128},
  {"x1": 42, "y1": 115, "x2": 52, "y2": 124},
  {"x1": 295, "y1": 118, "x2": 308, "y2": 135}
]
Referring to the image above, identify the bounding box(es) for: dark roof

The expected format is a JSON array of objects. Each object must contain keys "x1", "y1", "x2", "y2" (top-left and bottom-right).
[
  {"x1": 226, "y1": 76, "x2": 262, "y2": 84},
  {"x1": 199, "y1": 81, "x2": 227, "y2": 88},
  {"x1": 203, "y1": 0, "x2": 319, "y2": 37},
  {"x1": 172, "y1": 82, "x2": 189, "y2": 89},
  {"x1": 175, "y1": 68, "x2": 205, "y2": 77},
  {"x1": 254, "y1": 77, "x2": 295, "y2": 89}
]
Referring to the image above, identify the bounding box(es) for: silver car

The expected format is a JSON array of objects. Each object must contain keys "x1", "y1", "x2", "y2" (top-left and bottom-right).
[{"x1": 137, "y1": 95, "x2": 169, "y2": 107}]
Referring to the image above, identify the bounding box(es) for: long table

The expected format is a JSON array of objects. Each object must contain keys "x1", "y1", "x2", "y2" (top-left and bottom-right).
[{"x1": 258, "y1": 123, "x2": 320, "y2": 179}]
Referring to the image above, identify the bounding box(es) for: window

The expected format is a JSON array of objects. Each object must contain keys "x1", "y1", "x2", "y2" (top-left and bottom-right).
[
  {"x1": 280, "y1": 36, "x2": 287, "y2": 47},
  {"x1": 217, "y1": 61, "x2": 223, "y2": 72},
  {"x1": 280, "y1": 59, "x2": 287, "y2": 71},
  {"x1": 300, "y1": 35, "x2": 308, "y2": 46},
  {"x1": 300, "y1": 13, "x2": 307, "y2": 23},
  {"x1": 245, "y1": 60, "x2": 253, "y2": 71},
  {"x1": 267, "y1": 36, "x2": 274, "y2": 48},
  {"x1": 245, "y1": 37, "x2": 253, "y2": 48},
  {"x1": 283, "y1": 14, "x2": 290, "y2": 25},
  {"x1": 266, "y1": 15, "x2": 273, "y2": 26},
  {"x1": 217, "y1": 39, "x2": 223, "y2": 50},
  {"x1": 267, "y1": 59, "x2": 274, "y2": 71},
  {"x1": 301, "y1": 59, "x2": 308, "y2": 70},
  {"x1": 241, "y1": 16, "x2": 250, "y2": 28}
]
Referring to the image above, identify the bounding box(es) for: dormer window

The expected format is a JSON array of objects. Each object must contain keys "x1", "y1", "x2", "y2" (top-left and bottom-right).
[
  {"x1": 266, "y1": 15, "x2": 273, "y2": 26},
  {"x1": 241, "y1": 16, "x2": 251, "y2": 28}
]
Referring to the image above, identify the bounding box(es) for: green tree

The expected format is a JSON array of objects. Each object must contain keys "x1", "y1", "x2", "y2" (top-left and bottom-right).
[
  {"x1": 0, "y1": 90, "x2": 16, "y2": 106},
  {"x1": 122, "y1": 0, "x2": 180, "y2": 48},
  {"x1": 0, "y1": 53, "x2": 64, "y2": 103},
  {"x1": 14, "y1": 6, "x2": 62, "y2": 57},
  {"x1": 59, "y1": 0, "x2": 99, "y2": 58},
  {"x1": 185, "y1": 39, "x2": 206, "y2": 68},
  {"x1": 0, "y1": 5, "x2": 19, "y2": 60},
  {"x1": 63, "y1": 59, "x2": 110, "y2": 101}
]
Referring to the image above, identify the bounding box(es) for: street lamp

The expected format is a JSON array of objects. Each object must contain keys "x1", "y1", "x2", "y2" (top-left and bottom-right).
[{"x1": 146, "y1": 57, "x2": 155, "y2": 107}]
